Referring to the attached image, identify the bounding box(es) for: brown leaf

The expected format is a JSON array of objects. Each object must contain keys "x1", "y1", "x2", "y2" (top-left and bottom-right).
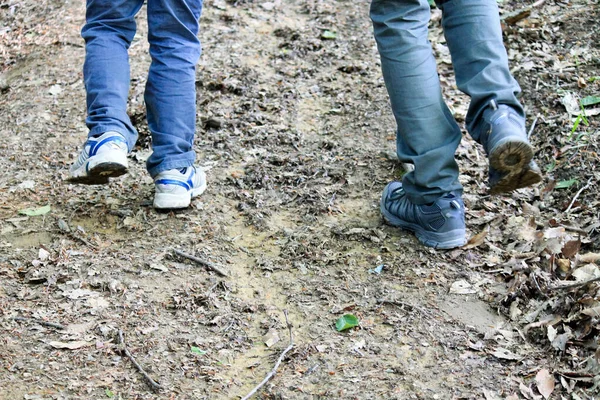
[
  {"x1": 48, "y1": 340, "x2": 93, "y2": 350},
  {"x1": 561, "y1": 239, "x2": 581, "y2": 258},
  {"x1": 463, "y1": 226, "x2": 488, "y2": 249},
  {"x1": 535, "y1": 368, "x2": 555, "y2": 399}
]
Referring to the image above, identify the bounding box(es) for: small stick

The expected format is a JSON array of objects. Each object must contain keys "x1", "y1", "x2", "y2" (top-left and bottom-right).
[
  {"x1": 549, "y1": 276, "x2": 600, "y2": 291},
  {"x1": 173, "y1": 249, "x2": 229, "y2": 277},
  {"x1": 376, "y1": 298, "x2": 429, "y2": 315},
  {"x1": 13, "y1": 316, "x2": 65, "y2": 330},
  {"x1": 565, "y1": 177, "x2": 593, "y2": 213},
  {"x1": 241, "y1": 310, "x2": 294, "y2": 400},
  {"x1": 527, "y1": 114, "x2": 539, "y2": 140},
  {"x1": 118, "y1": 329, "x2": 162, "y2": 392},
  {"x1": 559, "y1": 224, "x2": 588, "y2": 235}
]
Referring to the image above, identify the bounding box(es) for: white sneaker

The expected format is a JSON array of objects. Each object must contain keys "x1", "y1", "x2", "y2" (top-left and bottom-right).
[
  {"x1": 153, "y1": 166, "x2": 207, "y2": 209},
  {"x1": 68, "y1": 131, "x2": 129, "y2": 184}
]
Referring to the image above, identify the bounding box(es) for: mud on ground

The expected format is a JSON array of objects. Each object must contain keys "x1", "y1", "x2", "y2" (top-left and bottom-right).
[{"x1": 1, "y1": 0, "x2": 599, "y2": 399}]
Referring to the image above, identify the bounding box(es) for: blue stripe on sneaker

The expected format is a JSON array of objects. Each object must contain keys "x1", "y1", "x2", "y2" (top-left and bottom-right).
[
  {"x1": 187, "y1": 169, "x2": 195, "y2": 190},
  {"x1": 89, "y1": 135, "x2": 127, "y2": 156},
  {"x1": 155, "y1": 178, "x2": 192, "y2": 191}
]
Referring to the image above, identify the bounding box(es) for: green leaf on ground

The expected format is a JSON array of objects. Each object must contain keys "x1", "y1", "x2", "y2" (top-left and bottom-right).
[
  {"x1": 581, "y1": 95, "x2": 600, "y2": 107},
  {"x1": 191, "y1": 346, "x2": 207, "y2": 355},
  {"x1": 335, "y1": 314, "x2": 359, "y2": 332},
  {"x1": 556, "y1": 179, "x2": 578, "y2": 189},
  {"x1": 18, "y1": 205, "x2": 51, "y2": 216},
  {"x1": 321, "y1": 30, "x2": 337, "y2": 40},
  {"x1": 105, "y1": 389, "x2": 114, "y2": 398}
]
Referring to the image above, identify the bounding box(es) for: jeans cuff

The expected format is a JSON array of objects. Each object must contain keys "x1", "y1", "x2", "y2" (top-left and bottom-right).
[{"x1": 147, "y1": 154, "x2": 195, "y2": 178}]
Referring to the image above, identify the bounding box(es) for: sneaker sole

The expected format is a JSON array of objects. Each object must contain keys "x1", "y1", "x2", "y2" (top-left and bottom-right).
[
  {"x1": 67, "y1": 162, "x2": 128, "y2": 185},
  {"x1": 380, "y1": 198, "x2": 466, "y2": 250},
  {"x1": 488, "y1": 139, "x2": 542, "y2": 194},
  {"x1": 153, "y1": 182, "x2": 207, "y2": 210}
]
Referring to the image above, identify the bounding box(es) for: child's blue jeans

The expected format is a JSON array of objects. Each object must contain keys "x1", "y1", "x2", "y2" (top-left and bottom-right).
[
  {"x1": 82, "y1": 0, "x2": 202, "y2": 177},
  {"x1": 371, "y1": 0, "x2": 524, "y2": 204}
]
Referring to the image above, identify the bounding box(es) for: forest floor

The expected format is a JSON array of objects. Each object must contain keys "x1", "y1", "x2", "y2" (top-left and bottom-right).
[{"x1": 1, "y1": 0, "x2": 599, "y2": 399}]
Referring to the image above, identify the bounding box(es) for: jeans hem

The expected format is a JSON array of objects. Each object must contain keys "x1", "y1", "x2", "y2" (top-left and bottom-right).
[{"x1": 148, "y1": 156, "x2": 196, "y2": 178}]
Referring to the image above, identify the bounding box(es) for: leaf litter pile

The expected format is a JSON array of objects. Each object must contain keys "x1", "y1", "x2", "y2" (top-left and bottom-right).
[{"x1": 1, "y1": 0, "x2": 600, "y2": 398}]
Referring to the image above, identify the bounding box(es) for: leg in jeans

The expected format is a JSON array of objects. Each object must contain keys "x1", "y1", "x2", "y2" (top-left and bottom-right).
[
  {"x1": 145, "y1": 0, "x2": 203, "y2": 177},
  {"x1": 436, "y1": 0, "x2": 523, "y2": 139},
  {"x1": 81, "y1": 0, "x2": 144, "y2": 151},
  {"x1": 370, "y1": 0, "x2": 462, "y2": 205},
  {"x1": 438, "y1": 0, "x2": 541, "y2": 193}
]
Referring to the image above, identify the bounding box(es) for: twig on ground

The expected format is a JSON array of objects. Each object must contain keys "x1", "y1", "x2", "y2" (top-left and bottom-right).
[
  {"x1": 173, "y1": 249, "x2": 229, "y2": 277},
  {"x1": 559, "y1": 224, "x2": 588, "y2": 235},
  {"x1": 13, "y1": 316, "x2": 65, "y2": 330},
  {"x1": 70, "y1": 233, "x2": 98, "y2": 249},
  {"x1": 528, "y1": 114, "x2": 539, "y2": 140},
  {"x1": 118, "y1": 329, "x2": 163, "y2": 392},
  {"x1": 549, "y1": 276, "x2": 600, "y2": 291},
  {"x1": 241, "y1": 310, "x2": 294, "y2": 400},
  {"x1": 565, "y1": 177, "x2": 593, "y2": 213},
  {"x1": 376, "y1": 298, "x2": 429, "y2": 315},
  {"x1": 501, "y1": 0, "x2": 546, "y2": 25}
]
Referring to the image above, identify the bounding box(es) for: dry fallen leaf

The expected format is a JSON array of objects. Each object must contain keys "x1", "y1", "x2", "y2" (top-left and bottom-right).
[
  {"x1": 48, "y1": 340, "x2": 93, "y2": 350},
  {"x1": 581, "y1": 306, "x2": 600, "y2": 317},
  {"x1": 449, "y1": 280, "x2": 477, "y2": 295},
  {"x1": 578, "y1": 252, "x2": 600, "y2": 263},
  {"x1": 535, "y1": 368, "x2": 555, "y2": 399},
  {"x1": 572, "y1": 264, "x2": 600, "y2": 282},
  {"x1": 561, "y1": 239, "x2": 581, "y2": 259},
  {"x1": 491, "y1": 347, "x2": 520, "y2": 360},
  {"x1": 547, "y1": 325, "x2": 557, "y2": 343},
  {"x1": 463, "y1": 226, "x2": 488, "y2": 249},
  {"x1": 263, "y1": 328, "x2": 280, "y2": 347},
  {"x1": 38, "y1": 247, "x2": 50, "y2": 261},
  {"x1": 519, "y1": 382, "x2": 535, "y2": 399},
  {"x1": 544, "y1": 226, "x2": 566, "y2": 240}
]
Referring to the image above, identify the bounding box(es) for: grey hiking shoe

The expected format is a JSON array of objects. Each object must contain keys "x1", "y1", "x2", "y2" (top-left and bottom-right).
[
  {"x1": 476, "y1": 100, "x2": 542, "y2": 194},
  {"x1": 380, "y1": 182, "x2": 466, "y2": 249}
]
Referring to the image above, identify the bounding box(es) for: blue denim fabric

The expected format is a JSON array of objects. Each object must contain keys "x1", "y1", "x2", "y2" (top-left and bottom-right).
[
  {"x1": 82, "y1": 0, "x2": 203, "y2": 177},
  {"x1": 371, "y1": 0, "x2": 523, "y2": 204}
]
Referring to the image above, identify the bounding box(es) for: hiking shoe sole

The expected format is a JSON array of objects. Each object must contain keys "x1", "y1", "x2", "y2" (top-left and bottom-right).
[
  {"x1": 489, "y1": 160, "x2": 542, "y2": 195},
  {"x1": 488, "y1": 138, "x2": 542, "y2": 194}
]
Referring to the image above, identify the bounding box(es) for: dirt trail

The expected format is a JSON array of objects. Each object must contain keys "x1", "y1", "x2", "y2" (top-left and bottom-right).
[{"x1": 1, "y1": 0, "x2": 599, "y2": 399}]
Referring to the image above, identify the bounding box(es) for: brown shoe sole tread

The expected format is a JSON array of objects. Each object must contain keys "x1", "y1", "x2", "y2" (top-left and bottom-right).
[{"x1": 489, "y1": 140, "x2": 542, "y2": 194}]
